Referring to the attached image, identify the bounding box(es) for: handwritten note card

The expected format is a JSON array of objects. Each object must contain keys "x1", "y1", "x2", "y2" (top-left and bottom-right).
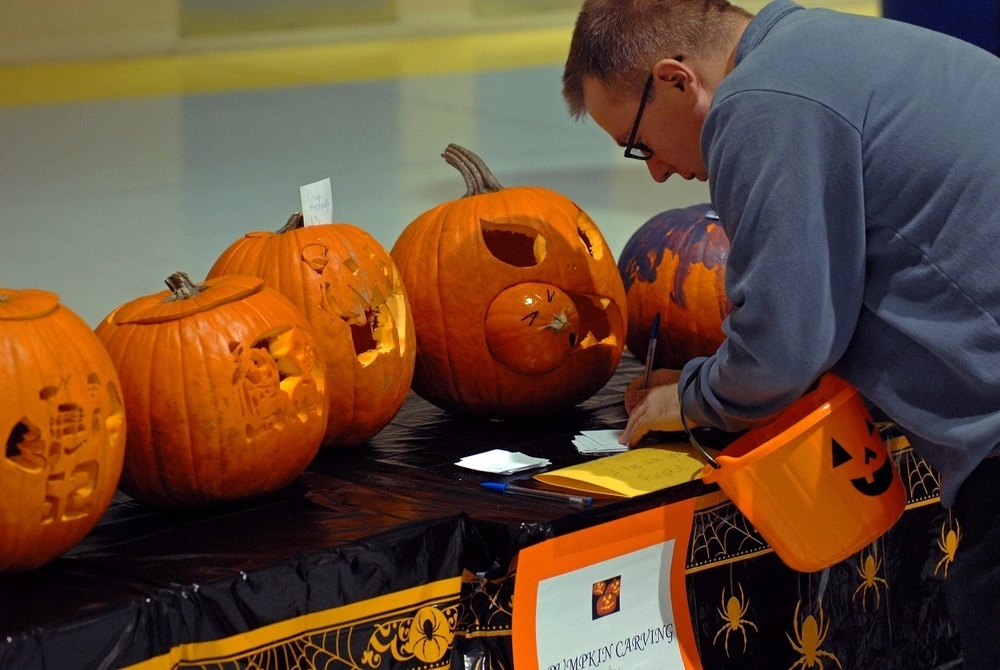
[
  {"x1": 299, "y1": 178, "x2": 333, "y2": 225},
  {"x1": 533, "y1": 445, "x2": 710, "y2": 498}
]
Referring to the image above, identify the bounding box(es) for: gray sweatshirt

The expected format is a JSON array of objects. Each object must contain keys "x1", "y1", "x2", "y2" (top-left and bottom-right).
[{"x1": 683, "y1": 0, "x2": 1000, "y2": 507}]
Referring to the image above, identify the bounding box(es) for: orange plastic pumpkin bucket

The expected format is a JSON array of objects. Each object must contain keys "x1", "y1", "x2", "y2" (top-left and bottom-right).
[{"x1": 697, "y1": 374, "x2": 905, "y2": 573}]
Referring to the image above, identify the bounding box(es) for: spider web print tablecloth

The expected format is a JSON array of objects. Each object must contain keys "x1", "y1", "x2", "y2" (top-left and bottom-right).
[{"x1": 683, "y1": 437, "x2": 961, "y2": 670}]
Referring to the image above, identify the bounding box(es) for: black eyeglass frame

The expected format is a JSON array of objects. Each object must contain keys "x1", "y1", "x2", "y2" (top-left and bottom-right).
[
  {"x1": 623, "y1": 73, "x2": 655, "y2": 161},
  {"x1": 623, "y1": 57, "x2": 683, "y2": 161}
]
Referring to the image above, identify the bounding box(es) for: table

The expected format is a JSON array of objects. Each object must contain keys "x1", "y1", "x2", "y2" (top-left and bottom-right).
[{"x1": 0, "y1": 356, "x2": 961, "y2": 669}]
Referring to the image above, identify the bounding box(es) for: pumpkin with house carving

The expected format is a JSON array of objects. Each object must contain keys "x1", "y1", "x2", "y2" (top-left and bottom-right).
[
  {"x1": 95, "y1": 273, "x2": 327, "y2": 508},
  {"x1": 0, "y1": 288, "x2": 126, "y2": 572}
]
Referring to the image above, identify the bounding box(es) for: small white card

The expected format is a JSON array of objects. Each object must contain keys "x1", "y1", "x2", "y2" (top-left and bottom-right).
[
  {"x1": 573, "y1": 429, "x2": 628, "y2": 455},
  {"x1": 456, "y1": 449, "x2": 551, "y2": 474},
  {"x1": 299, "y1": 178, "x2": 333, "y2": 225}
]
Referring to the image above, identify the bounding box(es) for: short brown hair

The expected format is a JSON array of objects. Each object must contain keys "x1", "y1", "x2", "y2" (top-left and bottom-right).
[{"x1": 562, "y1": 0, "x2": 752, "y2": 118}]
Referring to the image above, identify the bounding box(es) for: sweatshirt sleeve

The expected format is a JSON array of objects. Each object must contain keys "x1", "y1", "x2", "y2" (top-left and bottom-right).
[{"x1": 681, "y1": 90, "x2": 867, "y2": 432}]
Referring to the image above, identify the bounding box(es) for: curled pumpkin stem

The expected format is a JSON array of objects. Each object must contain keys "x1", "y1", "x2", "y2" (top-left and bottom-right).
[
  {"x1": 164, "y1": 272, "x2": 207, "y2": 302},
  {"x1": 277, "y1": 212, "x2": 305, "y2": 234},
  {"x1": 442, "y1": 144, "x2": 504, "y2": 197}
]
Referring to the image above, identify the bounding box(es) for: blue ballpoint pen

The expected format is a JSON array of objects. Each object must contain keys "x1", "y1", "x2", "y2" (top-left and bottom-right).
[
  {"x1": 641, "y1": 312, "x2": 661, "y2": 389},
  {"x1": 481, "y1": 481, "x2": 593, "y2": 506}
]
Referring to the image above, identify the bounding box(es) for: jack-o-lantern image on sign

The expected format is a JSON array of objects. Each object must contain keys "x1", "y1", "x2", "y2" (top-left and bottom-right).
[
  {"x1": 95, "y1": 273, "x2": 327, "y2": 508},
  {"x1": 702, "y1": 374, "x2": 906, "y2": 573},
  {"x1": 618, "y1": 203, "x2": 731, "y2": 369},
  {"x1": 0, "y1": 288, "x2": 126, "y2": 573},
  {"x1": 592, "y1": 576, "x2": 621, "y2": 619},
  {"x1": 207, "y1": 213, "x2": 415, "y2": 446},
  {"x1": 391, "y1": 144, "x2": 627, "y2": 418}
]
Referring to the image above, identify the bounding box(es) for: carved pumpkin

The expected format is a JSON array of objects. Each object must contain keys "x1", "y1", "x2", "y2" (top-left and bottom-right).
[
  {"x1": 95, "y1": 273, "x2": 327, "y2": 508},
  {"x1": 618, "y1": 204, "x2": 731, "y2": 369},
  {"x1": 594, "y1": 590, "x2": 619, "y2": 618},
  {"x1": 0, "y1": 288, "x2": 126, "y2": 573},
  {"x1": 390, "y1": 144, "x2": 626, "y2": 418},
  {"x1": 207, "y1": 214, "x2": 415, "y2": 446},
  {"x1": 484, "y1": 282, "x2": 581, "y2": 376}
]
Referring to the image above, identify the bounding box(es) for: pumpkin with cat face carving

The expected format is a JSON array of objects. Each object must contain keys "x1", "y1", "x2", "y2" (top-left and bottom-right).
[{"x1": 391, "y1": 144, "x2": 626, "y2": 418}]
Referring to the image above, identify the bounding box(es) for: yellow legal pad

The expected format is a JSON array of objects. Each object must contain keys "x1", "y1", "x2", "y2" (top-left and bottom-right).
[{"x1": 534, "y1": 445, "x2": 711, "y2": 498}]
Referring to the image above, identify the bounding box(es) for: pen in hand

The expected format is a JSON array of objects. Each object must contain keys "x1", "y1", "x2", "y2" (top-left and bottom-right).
[
  {"x1": 481, "y1": 481, "x2": 593, "y2": 506},
  {"x1": 641, "y1": 312, "x2": 661, "y2": 389}
]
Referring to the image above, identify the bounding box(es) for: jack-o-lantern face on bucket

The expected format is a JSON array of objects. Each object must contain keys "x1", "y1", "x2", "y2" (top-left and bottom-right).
[
  {"x1": 831, "y1": 421, "x2": 896, "y2": 497},
  {"x1": 391, "y1": 144, "x2": 627, "y2": 418}
]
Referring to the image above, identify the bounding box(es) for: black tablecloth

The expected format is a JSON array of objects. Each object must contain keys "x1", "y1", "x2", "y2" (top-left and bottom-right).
[{"x1": 0, "y1": 355, "x2": 961, "y2": 669}]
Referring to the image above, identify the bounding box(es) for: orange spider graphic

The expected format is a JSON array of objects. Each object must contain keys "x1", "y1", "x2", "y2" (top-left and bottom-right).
[
  {"x1": 935, "y1": 517, "x2": 961, "y2": 578},
  {"x1": 787, "y1": 601, "x2": 843, "y2": 670},
  {"x1": 713, "y1": 584, "x2": 757, "y2": 655},
  {"x1": 853, "y1": 552, "x2": 889, "y2": 611}
]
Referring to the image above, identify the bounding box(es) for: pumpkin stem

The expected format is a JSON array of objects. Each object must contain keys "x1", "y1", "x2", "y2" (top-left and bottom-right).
[
  {"x1": 164, "y1": 272, "x2": 207, "y2": 302},
  {"x1": 543, "y1": 311, "x2": 571, "y2": 334},
  {"x1": 277, "y1": 212, "x2": 305, "y2": 234},
  {"x1": 442, "y1": 144, "x2": 504, "y2": 197}
]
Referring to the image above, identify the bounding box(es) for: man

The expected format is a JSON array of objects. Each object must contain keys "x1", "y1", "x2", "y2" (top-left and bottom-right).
[{"x1": 562, "y1": 1, "x2": 1000, "y2": 667}]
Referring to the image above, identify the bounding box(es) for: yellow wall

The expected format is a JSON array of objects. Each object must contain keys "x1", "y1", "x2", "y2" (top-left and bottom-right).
[
  {"x1": 0, "y1": 0, "x2": 177, "y2": 63},
  {"x1": 0, "y1": 0, "x2": 880, "y2": 65}
]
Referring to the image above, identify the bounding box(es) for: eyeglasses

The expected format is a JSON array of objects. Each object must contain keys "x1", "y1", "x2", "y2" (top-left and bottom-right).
[
  {"x1": 623, "y1": 58, "x2": 682, "y2": 161},
  {"x1": 623, "y1": 73, "x2": 655, "y2": 161}
]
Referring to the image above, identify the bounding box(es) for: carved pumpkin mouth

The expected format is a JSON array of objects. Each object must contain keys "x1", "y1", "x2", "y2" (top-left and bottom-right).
[
  {"x1": 347, "y1": 304, "x2": 399, "y2": 367},
  {"x1": 566, "y1": 292, "x2": 622, "y2": 349},
  {"x1": 337, "y1": 286, "x2": 409, "y2": 368},
  {"x1": 320, "y1": 263, "x2": 411, "y2": 368}
]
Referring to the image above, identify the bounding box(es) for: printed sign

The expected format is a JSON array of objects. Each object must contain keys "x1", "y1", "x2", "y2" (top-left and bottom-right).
[{"x1": 512, "y1": 499, "x2": 700, "y2": 670}]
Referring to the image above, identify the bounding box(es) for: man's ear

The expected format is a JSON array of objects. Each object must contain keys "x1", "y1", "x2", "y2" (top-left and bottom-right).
[{"x1": 652, "y1": 57, "x2": 692, "y2": 94}]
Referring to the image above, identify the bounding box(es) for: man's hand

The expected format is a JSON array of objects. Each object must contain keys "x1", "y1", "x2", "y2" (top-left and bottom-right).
[
  {"x1": 620, "y1": 369, "x2": 685, "y2": 447},
  {"x1": 624, "y1": 368, "x2": 682, "y2": 413}
]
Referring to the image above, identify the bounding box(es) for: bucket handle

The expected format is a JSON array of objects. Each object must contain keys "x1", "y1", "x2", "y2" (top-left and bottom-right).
[{"x1": 680, "y1": 372, "x2": 721, "y2": 470}]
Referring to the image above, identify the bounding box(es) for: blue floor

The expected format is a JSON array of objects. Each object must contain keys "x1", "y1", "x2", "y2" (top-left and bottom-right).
[{"x1": 0, "y1": 65, "x2": 711, "y2": 327}]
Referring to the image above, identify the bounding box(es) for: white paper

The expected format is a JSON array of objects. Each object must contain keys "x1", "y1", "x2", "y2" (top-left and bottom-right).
[
  {"x1": 455, "y1": 449, "x2": 551, "y2": 474},
  {"x1": 574, "y1": 429, "x2": 627, "y2": 455},
  {"x1": 299, "y1": 178, "x2": 333, "y2": 225}
]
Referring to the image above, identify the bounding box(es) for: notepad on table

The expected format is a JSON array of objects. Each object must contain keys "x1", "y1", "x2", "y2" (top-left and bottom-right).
[{"x1": 534, "y1": 444, "x2": 712, "y2": 498}]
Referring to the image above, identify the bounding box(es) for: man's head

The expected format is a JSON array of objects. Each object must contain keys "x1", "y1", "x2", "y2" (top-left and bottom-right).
[{"x1": 563, "y1": 0, "x2": 751, "y2": 182}]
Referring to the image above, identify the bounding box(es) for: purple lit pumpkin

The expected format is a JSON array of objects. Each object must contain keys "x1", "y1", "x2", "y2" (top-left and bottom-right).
[{"x1": 617, "y1": 204, "x2": 732, "y2": 369}]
